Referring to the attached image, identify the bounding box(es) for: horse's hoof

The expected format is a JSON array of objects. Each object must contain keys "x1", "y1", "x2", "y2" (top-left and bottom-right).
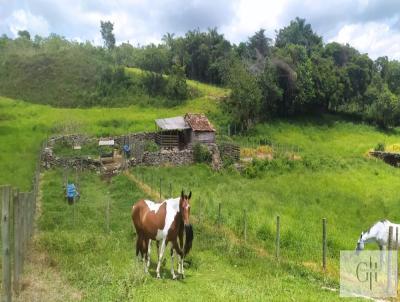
[
  {"x1": 156, "y1": 274, "x2": 161, "y2": 279},
  {"x1": 172, "y1": 275, "x2": 177, "y2": 280}
]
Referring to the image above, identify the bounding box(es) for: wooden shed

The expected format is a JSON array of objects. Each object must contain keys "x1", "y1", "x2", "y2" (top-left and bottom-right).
[
  {"x1": 155, "y1": 116, "x2": 191, "y2": 149},
  {"x1": 184, "y1": 113, "x2": 216, "y2": 144},
  {"x1": 155, "y1": 113, "x2": 216, "y2": 149}
]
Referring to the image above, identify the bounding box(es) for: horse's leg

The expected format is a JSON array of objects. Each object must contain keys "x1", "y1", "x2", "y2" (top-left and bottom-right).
[
  {"x1": 147, "y1": 239, "x2": 152, "y2": 269},
  {"x1": 178, "y1": 228, "x2": 184, "y2": 276},
  {"x1": 170, "y1": 247, "x2": 177, "y2": 280},
  {"x1": 379, "y1": 244, "x2": 386, "y2": 269},
  {"x1": 142, "y1": 237, "x2": 149, "y2": 273},
  {"x1": 156, "y1": 239, "x2": 167, "y2": 279},
  {"x1": 172, "y1": 239, "x2": 184, "y2": 278}
]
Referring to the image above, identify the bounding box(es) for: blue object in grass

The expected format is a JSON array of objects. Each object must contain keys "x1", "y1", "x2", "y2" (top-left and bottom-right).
[
  {"x1": 67, "y1": 183, "x2": 76, "y2": 198},
  {"x1": 123, "y1": 144, "x2": 130, "y2": 152}
]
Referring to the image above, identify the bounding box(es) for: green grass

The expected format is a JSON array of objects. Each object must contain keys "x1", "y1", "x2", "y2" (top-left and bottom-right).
[
  {"x1": 0, "y1": 92, "x2": 220, "y2": 190},
  {"x1": 37, "y1": 169, "x2": 348, "y2": 301},
  {"x1": 2, "y1": 80, "x2": 399, "y2": 300},
  {"x1": 132, "y1": 116, "x2": 400, "y2": 277}
]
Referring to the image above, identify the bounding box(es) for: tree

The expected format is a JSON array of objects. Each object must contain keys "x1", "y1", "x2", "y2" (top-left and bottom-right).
[
  {"x1": 275, "y1": 17, "x2": 322, "y2": 52},
  {"x1": 18, "y1": 30, "x2": 30, "y2": 40},
  {"x1": 310, "y1": 54, "x2": 342, "y2": 111},
  {"x1": 100, "y1": 21, "x2": 116, "y2": 50},
  {"x1": 248, "y1": 29, "x2": 272, "y2": 58},
  {"x1": 224, "y1": 62, "x2": 262, "y2": 129},
  {"x1": 165, "y1": 64, "x2": 189, "y2": 103},
  {"x1": 324, "y1": 42, "x2": 358, "y2": 67},
  {"x1": 386, "y1": 60, "x2": 400, "y2": 95},
  {"x1": 258, "y1": 61, "x2": 283, "y2": 118},
  {"x1": 162, "y1": 32, "x2": 175, "y2": 49},
  {"x1": 366, "y1": 85, "x2": 400, "y2": 128}
]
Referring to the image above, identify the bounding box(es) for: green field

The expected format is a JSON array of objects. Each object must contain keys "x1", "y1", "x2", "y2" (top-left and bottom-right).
[{"x1": 1, "y1": 78, "x2": 399, "y2": 300}]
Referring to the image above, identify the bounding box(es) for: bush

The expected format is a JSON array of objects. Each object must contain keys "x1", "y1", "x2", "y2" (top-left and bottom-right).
[
  {"x1": 374, "y1": 142, "x2": 385, "y2": 152},
  {"x1": 144, "y1": 140, "x2": 159, "y2": 152},
  {"x1": 193, "y1": 143, "x2": 212, "y2": 163}
]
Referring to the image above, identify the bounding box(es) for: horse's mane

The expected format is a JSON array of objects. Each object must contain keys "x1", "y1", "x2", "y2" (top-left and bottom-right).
[{"x1": 184, "y1": 224, "x2": 194, "y2": 256}]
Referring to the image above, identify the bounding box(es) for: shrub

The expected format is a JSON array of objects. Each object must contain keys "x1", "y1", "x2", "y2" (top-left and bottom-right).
[
  {"x1": 374, "y1": 142, "x2": 385, "y2": 151},
  {"x1": 193, "y1": 143, "x2": 212, "y2": 163},
  {"x1": 144, "y1": 140, "x2": 159, "y2": 152}
]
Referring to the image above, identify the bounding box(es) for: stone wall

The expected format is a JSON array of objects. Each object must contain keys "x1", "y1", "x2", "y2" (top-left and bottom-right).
[
  {"x1": 42, "y1": 132, "x2": 201, "y2": 171},
  {"x1": 140, "y1": 149, "x2": 194, "y2": 166},
  {"x1": 42, "y1": 147, "x2": 101, "y2": 170},
  {"x1": 48, "y1": 134, "x2": 95, "y2": 147},
  {"x1": 370, "y1": 151, "x2": 400, "y2": 167}
]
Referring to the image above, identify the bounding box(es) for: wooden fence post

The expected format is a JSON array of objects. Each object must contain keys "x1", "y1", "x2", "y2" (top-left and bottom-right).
[
  {"x1": 218, "y1": 203, "x2": 221, "y2": 227},
  {"x1": 322, "y1": 218, "x2": 327, "y2": 271},
  {"x1": 159, "y1": 178, "x2": 162, "y2": 200},
  {"x1": 13, "y1": 190, "x2": 20, "y2": 295},
  {"x1": 387, "y1": 226, "x2": 393, "y2": 293},
  {"x1": 276, "y1": 215, "x2": 280, "y2": 259},
  {"x1": 106, "y1": 199, "x2": 110, "y2": 233},
  {"x1": 18, "y1": 193, "x2": 25, "y2": 276},
  {"x1": 388, "y1": 226, "x2": 393, "y2": 250},
  {"x1": 244, "y1": 209, "x2": 247, "y2": 243},
  {"x1": 396, "y1": 227, "x2": 399, "y2": 295},
  {"x1": 2, "y1": 185, "x2": 12, "y2": 302}
]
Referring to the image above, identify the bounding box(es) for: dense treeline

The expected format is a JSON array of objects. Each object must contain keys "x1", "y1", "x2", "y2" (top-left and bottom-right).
[{"x1": 1, "y1": 17, "x2": 400, "y2": 127}]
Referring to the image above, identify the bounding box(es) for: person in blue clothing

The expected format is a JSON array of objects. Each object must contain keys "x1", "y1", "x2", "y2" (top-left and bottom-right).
[
  {"x1": 123, "y1": 144, "x2": 131, "y2": 158},
  {"x1": 66, "y1": 183, "x2": 79, "y2": 205}
]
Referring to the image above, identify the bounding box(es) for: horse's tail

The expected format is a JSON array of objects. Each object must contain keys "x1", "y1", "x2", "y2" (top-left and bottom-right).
[{"x1": 184, "y1": 224, "x2": 194, "y2": 256}]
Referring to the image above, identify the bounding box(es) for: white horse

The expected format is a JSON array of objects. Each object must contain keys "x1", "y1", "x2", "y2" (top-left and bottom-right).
[{"x1": 356, "y1": 220, "x2": 400, "y2": 253}]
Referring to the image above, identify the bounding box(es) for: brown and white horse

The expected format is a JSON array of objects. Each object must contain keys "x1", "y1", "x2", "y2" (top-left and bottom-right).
[{"x1": 131, "y1": 190, "x2": 193, "y2": 279}]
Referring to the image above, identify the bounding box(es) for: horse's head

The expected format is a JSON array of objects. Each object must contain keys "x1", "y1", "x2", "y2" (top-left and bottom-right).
[
  {"x1": 355, "y1": 232, "x2": 365, "y2": 255},
  {"x1": 179, "y1": 190, "x2": 191, "y2": 226}
]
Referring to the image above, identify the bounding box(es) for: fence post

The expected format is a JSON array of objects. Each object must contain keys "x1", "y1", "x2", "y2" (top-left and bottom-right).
[
  {"x1": 276, "y1": 215, "x2": 280, "y2": 259},
  {"x1": 218, "y1": 203, "x2": 221, "y2": 227},
  {"x1": 19, "y1": 193, "x2": 25, "y2": 276},
  {"x1": 396, "y1": 227, "x2": 399, "y2": 295},
  {"x1": 322, "y1": 218, "x2": 327, "y2": 271},
  {"x1": 159, "y1": 178, "x2": 162, "y2": 200},
  {"x1": 387, "y1": 226, "x2": 393, "y2": 293},
  {"x1": 13, "y1": 190, "x2": 20, "y2": 295},
  {"x1": 244, "y1": 209, "x2": 247, "y2": 243},
  {"x1": 2, "y1": 185, "x2": 12, "y2": 302},
  {"x1": 106, "y1": 199, "x2": 110, "y2": 233}
]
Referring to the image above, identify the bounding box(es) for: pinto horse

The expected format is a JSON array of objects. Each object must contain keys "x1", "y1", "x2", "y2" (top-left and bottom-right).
[{"x1": 131, "y1": 190, "x2": 193, "y2": 279}]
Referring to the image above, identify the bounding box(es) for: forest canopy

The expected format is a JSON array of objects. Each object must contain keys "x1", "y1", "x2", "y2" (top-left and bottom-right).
[{"x1": 1, "y1": 17, "x2": 400, "y2": 128}]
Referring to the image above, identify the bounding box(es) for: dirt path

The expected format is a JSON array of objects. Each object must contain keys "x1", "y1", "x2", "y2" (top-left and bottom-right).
[{"x1": 14, "y1": 173, "x2": 83, "y2": 302}]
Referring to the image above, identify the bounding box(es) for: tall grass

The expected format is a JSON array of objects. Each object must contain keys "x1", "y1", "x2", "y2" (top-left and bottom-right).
[{"x1": 37, "y1": 169, "x2": 344, "y2": 301}]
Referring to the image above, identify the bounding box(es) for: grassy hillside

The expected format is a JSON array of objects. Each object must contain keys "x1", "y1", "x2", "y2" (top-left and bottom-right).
[
  {"x1": 132, "y1": 116, "x2": 400, "y2": 275},
  {"x1": 0, "y1": 46, "x2": 227, "y2": 109},
  {"x1": 0, "y1": 48, "x2": 108, "y2": 107},
  {"x1": 1, "y1": 77, "x2": 400, "y2": 300},
  {"x1": 0, "y1": 93, "x2": 219, "y2": 190},
  {"x1": 37, "y1": 169, "x2": 343, "y2": 301}
]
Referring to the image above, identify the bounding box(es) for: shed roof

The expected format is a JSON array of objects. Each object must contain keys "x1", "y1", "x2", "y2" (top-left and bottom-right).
[
  {"x1": 184, "y1": 113, "x2": 215, "y2": 132},
  {"x1": 155, "y1": 116, "x2": 190, "y2": 130}
]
